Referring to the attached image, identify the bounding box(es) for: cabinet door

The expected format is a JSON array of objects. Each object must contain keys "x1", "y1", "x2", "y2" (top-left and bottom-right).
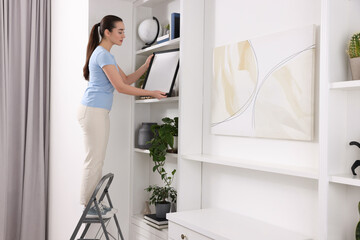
[{"x1": 168, "y1": 222, "x2": 212, "y2": 240}]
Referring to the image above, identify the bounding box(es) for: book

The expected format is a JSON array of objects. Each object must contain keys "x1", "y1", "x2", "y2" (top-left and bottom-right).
[
  {"x1": 144, "y1": 214, "x2": 168, "y2": 225},
  {"x1": 156, "y1": 34, "x2": 170, "y2": 44},
  {"x1": 143, "y1": 219, "x2": 168, "y2": 229},
  {"x1": 170, "y1": 12, "x2": 180, "y2": 40}
]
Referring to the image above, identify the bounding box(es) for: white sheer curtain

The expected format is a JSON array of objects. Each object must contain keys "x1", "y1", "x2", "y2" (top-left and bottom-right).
[{"x1": 0, "y1": 0, "x2": 50, "y2": 239}]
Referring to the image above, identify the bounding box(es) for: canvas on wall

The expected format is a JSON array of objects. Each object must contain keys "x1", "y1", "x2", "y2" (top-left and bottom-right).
[{"x1": 211, "y1": 25, "x2": 316, "y2": 141}]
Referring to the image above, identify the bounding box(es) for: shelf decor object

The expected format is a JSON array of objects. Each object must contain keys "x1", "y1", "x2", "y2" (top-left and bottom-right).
[
  {"x1": 137, "y1": 122, "x2": 157, "y2": 149},
  {"x1": 142, "y1": 49, "x2": 180, "y2": 97},
  {"x1": 170, "y1": 12, "x2": 180, "y2": 40},
  {"x1": 138, "y1": 17, "x2": 161, "y2": 49},
  {"x1": 211, "y1": 25, "x2": 316, "y2": 141},
  {"x1": 347, "y1": 32, "x2": 360, "y2": 80},
  {"x1": 350, "y1": 141, "x2": 360, "y2": 175}
]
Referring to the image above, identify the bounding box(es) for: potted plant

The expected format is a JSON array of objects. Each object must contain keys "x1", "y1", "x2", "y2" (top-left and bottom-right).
[
  {"x1": 347, "y1": 32, "x2": 360, "y2": 80},
  {"x1": 145, "y1": 185, "x2": 177, "y2": 218},
  {"x1": 144, "y1": 117, "x2": 178, "y2": 218},
  {"x1": 148, "y1": 117, "x2": 178, "y2": 155}
]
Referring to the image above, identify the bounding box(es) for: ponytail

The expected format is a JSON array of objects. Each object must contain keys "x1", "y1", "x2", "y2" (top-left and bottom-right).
[
  {"x1": 83, "y1": 23, "x2": 100, "y2": 80},
  {"x1": 83, "y1": 15, "x2": 123, "y2": 81}
]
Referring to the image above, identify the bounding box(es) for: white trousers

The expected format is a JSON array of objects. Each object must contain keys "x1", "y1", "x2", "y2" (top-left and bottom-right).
[{"x1": 77, "y1": 105, "x2": 110, "y2": 205}]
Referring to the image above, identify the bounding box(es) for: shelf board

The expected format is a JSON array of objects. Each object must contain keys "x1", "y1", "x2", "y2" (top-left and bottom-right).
[
  {"x1": 134, "y1": 148, "x2": 150, "y2": 154},
  {"x1": 167, "y1": 208, "x2": 311, "y2": 240},
  {"x1": 136, "y1": 38, "x2": 180, "y2": 55},
  {"x1": 134, "y1": 148, "x2": 178, "y2": 157},
  {"x1": 329, "y1": 173, "x2": 360, "y2": 187},
  {"x1": 135, "y1": 96, "x2": 179, "y2": 104},
  {"x1": 132, "y1": 214, "x2": 168, "y2": 238},
  {"x1": 182, "y1": 154, "x2": 318, "y2": 180},
  {"x1": 133, "y1": 0, "x2": 168, "y2": 8},
  {"x1": 329, "y1": 80, "x2": 360, "y2": 90}
]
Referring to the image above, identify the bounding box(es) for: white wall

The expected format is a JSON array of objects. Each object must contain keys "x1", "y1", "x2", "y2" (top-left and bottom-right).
[
  {"x1": 49, "y1": 0, "x2": 133, "y2": 239},
  {"x1": 49, "y1": 0, "x2": 89, "y2": 239},
  {"x1": 201, "y1": 0, "x2": 321, "y2": 237},
  {"x1": 89, "y1": 0, "x2": 133, "y2": 238}
]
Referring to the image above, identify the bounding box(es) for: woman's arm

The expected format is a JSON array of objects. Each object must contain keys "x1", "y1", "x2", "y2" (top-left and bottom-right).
[
  {"x1": 103, "y1": 64, "x2": 166, "y2": 99},
  {"x1": 117, "y1": 55, "x2": 153, "y2": 85}
]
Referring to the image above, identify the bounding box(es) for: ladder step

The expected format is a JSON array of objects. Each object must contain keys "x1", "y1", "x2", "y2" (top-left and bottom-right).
[{"x1": 82, "y1": 217, "x2": 111, "y2": 224}]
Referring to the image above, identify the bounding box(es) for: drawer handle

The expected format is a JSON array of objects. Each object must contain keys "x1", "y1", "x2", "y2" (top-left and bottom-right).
[{"x1": 181, "y1": 233, "x2": 186, "y2": 239}]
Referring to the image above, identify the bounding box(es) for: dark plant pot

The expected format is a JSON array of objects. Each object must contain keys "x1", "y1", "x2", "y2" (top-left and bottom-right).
[
  {"x1": 155, "y1": 202, "x2": 171, "y2": 219},
  {"x1": 138, "y1": 122, "x2": 157, "y2": 149}
]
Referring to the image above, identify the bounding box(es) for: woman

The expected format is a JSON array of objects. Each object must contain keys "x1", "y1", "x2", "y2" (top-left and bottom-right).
[{"x1": 78, "y1": 15, "x2": 166, "y2": 218}]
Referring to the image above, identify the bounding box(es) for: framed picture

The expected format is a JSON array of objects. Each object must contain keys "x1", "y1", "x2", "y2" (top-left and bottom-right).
[
  {"x1": 211, "y1": 25, "x2": 316, "y2": 141},
  {"x1": 142, "y1": 49, "x2": 180, "y2": 97}
]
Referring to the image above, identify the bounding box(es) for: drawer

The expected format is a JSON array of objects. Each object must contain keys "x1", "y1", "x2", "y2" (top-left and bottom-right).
[{"x1": 168, "y1": 222, "x2": 212, "y2": 240}]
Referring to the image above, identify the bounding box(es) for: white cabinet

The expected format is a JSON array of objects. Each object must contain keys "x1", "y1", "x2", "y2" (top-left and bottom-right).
[
  {"x1": 167, "y1": 209, "x2": 311, "y2": 240},
  {"x1": 168, "y1": 222, "x2": 211, "y2": 240}
]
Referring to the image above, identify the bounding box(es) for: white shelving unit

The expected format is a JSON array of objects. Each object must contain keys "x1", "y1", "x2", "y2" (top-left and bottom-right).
[
  {"x1": 129, "y1": 0, "x2": 181, "y2": 239},
  {"x1": 319, "y1": 0, "x2": 360, "y2": 239},
  {"x1": 127, "y1": 0, "x2": 360, "y2": 239}
]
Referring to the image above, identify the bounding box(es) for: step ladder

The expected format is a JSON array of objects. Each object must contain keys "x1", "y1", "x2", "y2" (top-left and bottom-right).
[{"x1": 70, "y1": 173, "x2": 124, "y2": 240}]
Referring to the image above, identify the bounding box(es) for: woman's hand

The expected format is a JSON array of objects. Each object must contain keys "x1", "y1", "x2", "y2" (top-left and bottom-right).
[
  {"x1": 144, "y1": 54, "x2": 154, "y2": 69},
  {"x1": 151, "y1": 90, "x2": 167, "y2": 99}
]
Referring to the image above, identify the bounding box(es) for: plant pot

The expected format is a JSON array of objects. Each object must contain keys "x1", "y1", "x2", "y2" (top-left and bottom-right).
[
  {"x1": 350, "y1": 57, "x2": 360, "y2": 80},
  {"x1": 138, "y1": 122, "x2": 157, "y2": 149},
  {"x1": 155, "y1": 202, "x2": 171, "y2": 219},
  {"x1": 167, "y1": 136, "x2": 178, "y2": 153}
]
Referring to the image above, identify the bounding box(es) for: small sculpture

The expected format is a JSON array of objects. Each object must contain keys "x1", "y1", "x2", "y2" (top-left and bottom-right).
[
  {"x1": 143, "y1": 201, "x2": 151, "y2": 215},
  {"x1": 350, "y1": 141, "x2": 360, "y2": 175}
]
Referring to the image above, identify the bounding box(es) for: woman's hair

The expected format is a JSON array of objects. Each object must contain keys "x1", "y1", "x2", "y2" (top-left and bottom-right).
[{"x1": 83, "y1": 15, "x2": 123, "y2": 80}]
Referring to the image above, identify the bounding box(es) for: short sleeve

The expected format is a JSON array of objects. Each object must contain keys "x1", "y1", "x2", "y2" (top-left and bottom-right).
[{"x1": 96, "y1": 51, "x2": 115, "y2": 68}]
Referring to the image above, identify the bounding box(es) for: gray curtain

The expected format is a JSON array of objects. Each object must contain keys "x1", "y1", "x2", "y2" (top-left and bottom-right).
[{"x1": 0, "y1": 0, "x2": 50, "y2": 239}]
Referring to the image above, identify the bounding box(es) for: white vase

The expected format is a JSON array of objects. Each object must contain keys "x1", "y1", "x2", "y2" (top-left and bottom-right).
[
  {"x1": 143, "y1": 201, "x2": 151, "y2": 215},
  {"x1": 167, "y1": 136, "x2": 178, "y2": 153},
  {"x1": 350, "y1": 57, "x2": 360, "y2": 80},
  {"x1": 173, "y1": 136, "x2": 178, "y2": 151}
]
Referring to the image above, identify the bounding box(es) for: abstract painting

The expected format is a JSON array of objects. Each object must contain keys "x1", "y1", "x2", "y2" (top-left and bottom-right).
[{"x1": 211, "y1": 25, "x2": 316, "y2": 141}]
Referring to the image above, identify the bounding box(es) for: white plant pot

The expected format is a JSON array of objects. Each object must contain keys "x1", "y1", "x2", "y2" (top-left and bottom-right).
[
  {"x1": 350, "y1": 57, "x2": 360, "y2": 80},
  {"x1": 173, "y1": 136, "x2": 178, "y2": 151},
  {"x1": 167, "y1": 136, "x2": 178, "y2": 153}
]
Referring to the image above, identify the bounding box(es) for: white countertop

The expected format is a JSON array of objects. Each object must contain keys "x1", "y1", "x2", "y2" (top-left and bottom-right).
[{"x1": 167, "y1": 208, "x2": 311, "y2": 240}]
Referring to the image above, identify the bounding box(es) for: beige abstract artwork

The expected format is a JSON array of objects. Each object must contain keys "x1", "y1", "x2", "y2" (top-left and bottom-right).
[{"x1": 211, "y1": 25, "x2": 315, "y2": 141}]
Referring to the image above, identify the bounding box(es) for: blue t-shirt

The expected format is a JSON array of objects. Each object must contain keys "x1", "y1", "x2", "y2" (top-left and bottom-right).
[{"x1": 81, "y1": 46, "x2": 118, "y2": 110}]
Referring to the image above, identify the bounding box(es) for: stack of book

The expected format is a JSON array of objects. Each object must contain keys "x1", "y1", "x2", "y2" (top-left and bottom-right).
[
  {"x1": 143, "y1": 214, "x2": 168, "y2": 229},
  {"x1": 156, "y1": 34, "x2": 169, "y2": 44}
]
